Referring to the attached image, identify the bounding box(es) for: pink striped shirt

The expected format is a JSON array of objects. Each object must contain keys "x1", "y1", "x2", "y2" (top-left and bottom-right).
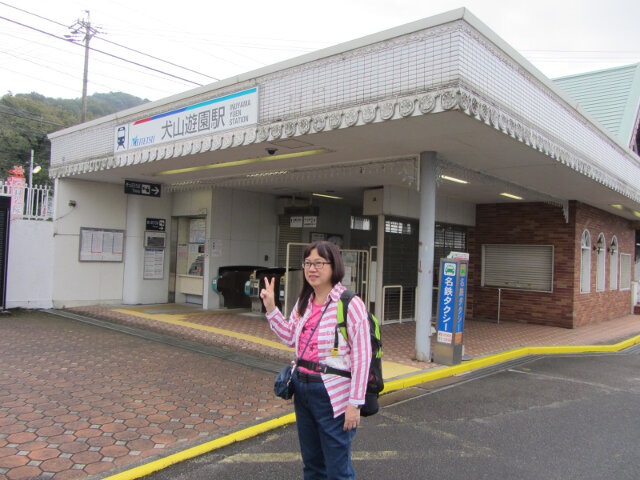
[
  {"x1": 297, "y1": 302, "x2": 322, "y2": 374},
  {"x1": 266, "y1": 282, "x2": 371, "y2": 418}
]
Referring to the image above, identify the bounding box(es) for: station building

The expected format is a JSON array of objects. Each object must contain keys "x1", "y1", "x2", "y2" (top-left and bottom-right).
[{"x1": 48, "y1": 9, "x2": 640, "y2": 360}]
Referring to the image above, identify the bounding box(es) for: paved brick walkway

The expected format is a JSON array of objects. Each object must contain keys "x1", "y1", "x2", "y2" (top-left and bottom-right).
[
  {"x1": 71, "y1": 305, "x2": 640, "y2": 367},
  {"x1": 0, "y1": 310, "x2": 291, "y2": 480},
  {"x1": 1, "y1": 306, "x2": 639, "y2": 480}
]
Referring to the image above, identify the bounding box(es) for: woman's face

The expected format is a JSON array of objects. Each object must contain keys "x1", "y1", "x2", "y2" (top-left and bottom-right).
[{"x1": 304, "y1": 248, "x2": 333, "y2": 291}]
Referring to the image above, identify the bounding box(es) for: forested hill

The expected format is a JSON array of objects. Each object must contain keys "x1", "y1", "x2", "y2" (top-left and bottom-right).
[{"x1": 0, "y1": 91, "x2": 148, "y2": 185}]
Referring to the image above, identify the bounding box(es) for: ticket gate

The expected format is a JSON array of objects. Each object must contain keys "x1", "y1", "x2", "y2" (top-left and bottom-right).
[
  {"x1": 246, "y1": 267, "x2": 303, "y2": 315},
  {"x1": 212, "y1": 265, "x2": 262, "y2": 309}
]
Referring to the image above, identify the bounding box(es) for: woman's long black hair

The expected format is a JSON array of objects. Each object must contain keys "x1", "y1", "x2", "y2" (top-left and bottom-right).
[{"x1": 296, "y1": 241, "x2": 345, "y2": 316}]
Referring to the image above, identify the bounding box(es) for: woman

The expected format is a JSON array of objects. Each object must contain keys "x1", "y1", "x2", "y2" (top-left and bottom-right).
[{"x1": 261, "y1": 241, "x2": 371, "y2": 480}]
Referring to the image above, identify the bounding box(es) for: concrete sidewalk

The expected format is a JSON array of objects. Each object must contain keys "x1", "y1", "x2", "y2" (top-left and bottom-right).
[{"x1": 1, "y1": 306, "x2": 639, "y2": 480}]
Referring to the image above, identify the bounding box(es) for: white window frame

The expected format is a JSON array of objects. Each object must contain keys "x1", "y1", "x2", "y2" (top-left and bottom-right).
[
  {"x1": 385, "y1": 220, "x2": 412, "y2": 235},
  {"x1": 580, "y1": 230, "x2": 591, "y2": 294},
  {"x1": 350, "y1": 216, "x2": 371, "y2": 231},
  {"x1": 481, "y1": 244, "x2": 554, "y2": 293},
  {"x1": 609, "y1": 236, "x2": 618, "y2": 291},
  {"x1": 595, "y1": 233, "x2": 606, "y2": 292},
  {"x1": 620, "y1": 253, "x2": 632, "y2": 290}
]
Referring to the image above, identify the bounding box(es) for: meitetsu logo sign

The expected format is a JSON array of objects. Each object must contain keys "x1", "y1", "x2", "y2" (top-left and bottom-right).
[
  {"x1": 114, "y1": 87, "x2": 258, "y2": 152},
  {"x1": 131, "y1": 135, "x2": 155, "y2": 147}
]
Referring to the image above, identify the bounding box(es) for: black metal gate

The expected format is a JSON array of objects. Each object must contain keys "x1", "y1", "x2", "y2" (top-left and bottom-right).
[
  {"x1": 382, "y1": 217, "x2": 418, "y2": 322},
  {"x1": 0, "y1": 196, "x2": 11, "y2": 310}
]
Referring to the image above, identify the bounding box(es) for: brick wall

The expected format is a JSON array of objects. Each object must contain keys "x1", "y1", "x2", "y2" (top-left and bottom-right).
[
  {"x1": 572, "y1": 202, "x2": 634, "y2": 326},
  {"x1": 468, "y1": 201, "x2": 634, "y2": 328}
]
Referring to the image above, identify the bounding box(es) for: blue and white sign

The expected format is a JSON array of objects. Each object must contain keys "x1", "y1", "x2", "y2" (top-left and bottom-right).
[
  {"x1": 114, "y1": 88, "x2": 258, "y2": 152},
  {"x1": 434, "y1": 258, "x2": 470, "y2": 365},
  {"x1": 454, "y1": 263, "x2": 467, "y2": 344},
  {"x1": 437, "y1": 261, "x2": 457, "y2": 344}
]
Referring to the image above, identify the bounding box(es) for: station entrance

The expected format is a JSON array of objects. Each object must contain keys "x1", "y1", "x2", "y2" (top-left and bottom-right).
[{"x1": 274, "y1": 198, "x2": 469, "y2": 325}]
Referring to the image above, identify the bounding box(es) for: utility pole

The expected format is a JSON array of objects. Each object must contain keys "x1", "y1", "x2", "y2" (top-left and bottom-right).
[
  {"x1": 28, "y1": 149, "x2": 34, "y2": 189},
  {"x1": 67, "y1": 11, "x2": 98, "y2": 123}
]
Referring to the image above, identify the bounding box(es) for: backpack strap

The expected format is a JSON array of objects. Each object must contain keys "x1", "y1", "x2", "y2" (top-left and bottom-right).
[{"x1": 334, "y1": 290, "x2": 356, "y2": 352}]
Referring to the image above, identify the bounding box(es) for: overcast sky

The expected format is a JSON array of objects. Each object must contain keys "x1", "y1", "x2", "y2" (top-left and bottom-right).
[{"x1": 1, "y1": 0, "x2": 639, "y2": 101}]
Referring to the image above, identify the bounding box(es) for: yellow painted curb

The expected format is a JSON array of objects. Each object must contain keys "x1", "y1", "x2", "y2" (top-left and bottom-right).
[
  {"x1": 101, "y1": 413, "x2": 297, "y2": 480},
  {"x1": 100, "y1": 332, "x2": 640, "y2": 480}
]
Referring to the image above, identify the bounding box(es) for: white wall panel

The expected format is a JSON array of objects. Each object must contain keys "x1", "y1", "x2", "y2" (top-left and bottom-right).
[
  {"x1": 6, "y1": 220, "x2": 53, "y2": 308},
  {"x1": 52, "y1": 179, "x2": 127, "y2": 307},
  {"x1": 171, "y1": 189, "x2": 211, "y2": 217},
  {"x1": 207, "y1": 188, "x2": 277, "y2": 309},
  {"x1": 122, "y1": 193, "x2": 173, "y2": 305},
  {"x1": 435, "y1": 195, "x2": 476, "y2": 226}
]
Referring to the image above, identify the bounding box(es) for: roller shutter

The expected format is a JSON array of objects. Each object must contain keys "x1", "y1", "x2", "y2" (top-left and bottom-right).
[
  {"x1": 277, "y1": 215, "x2": 303, "y2": 267},
  {"x1": 482, "y1": 244, "x2": 554, "y2": 292}
]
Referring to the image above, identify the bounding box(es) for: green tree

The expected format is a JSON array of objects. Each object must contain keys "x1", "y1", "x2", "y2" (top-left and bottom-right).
[{"x1": 0, "y1": 92, "x2": 148, "y2": 185}]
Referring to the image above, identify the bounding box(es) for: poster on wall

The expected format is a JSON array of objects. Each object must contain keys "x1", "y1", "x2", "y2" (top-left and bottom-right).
[
  {"x1": 7, "y1": 167, "x2": 25, "y2": 220},
  {"x1": 144, "y1": 231, "x2": 166, "y2": 248},
  {"x1": 303, "y1": 216, "x2": 317, "y2": 228},
  {"x1": 189, "y1": 218, "x2": 206, "y2": 243},
  {"x1": 143, "y1": 248, "x2": 165, "y2": 279},
  {"x1": 79, "y1": 227, "x2": 124, "y2": 262},
  {"x1": 211, "y1": 239, "x2": 223, "y2": 257}
]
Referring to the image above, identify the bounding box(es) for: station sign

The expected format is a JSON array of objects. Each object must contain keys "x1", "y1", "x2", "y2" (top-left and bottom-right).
[
  {"x1": 433, "y1": 257, "x2": 469, "y2": 366},
  {"x1": 124, "y1": 180, "x2": 161, "y2": 198},
  {"x1": 146, "y1": 218, "x2": 166, "y2": 231},
  {"x1": 114, "y1": 87, "x2": 258, "y2": 153},
  {"x1": 436, "y1": 261, "x2": 458, "y2": 344}
]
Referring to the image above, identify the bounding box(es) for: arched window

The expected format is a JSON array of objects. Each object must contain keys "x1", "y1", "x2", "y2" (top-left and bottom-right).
[
  {"x1": 610, "y1": 236, "x2": 619, "y2": 290},
  {"x1": 595, "y1": 233, "x2": 606, "y2": 292},
  {"x1": 580, "y1": 230, "x2": 591, "y2": 293}
]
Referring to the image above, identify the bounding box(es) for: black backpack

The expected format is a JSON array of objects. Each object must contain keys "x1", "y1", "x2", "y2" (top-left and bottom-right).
[{"x1": 335, "y1": 290, "x2": 384, "y2": 416}]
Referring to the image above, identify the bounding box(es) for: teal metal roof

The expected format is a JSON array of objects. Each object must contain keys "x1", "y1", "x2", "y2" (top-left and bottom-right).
[{"x1": 553, "y1": 63, "x2": 640, "y2": 148}]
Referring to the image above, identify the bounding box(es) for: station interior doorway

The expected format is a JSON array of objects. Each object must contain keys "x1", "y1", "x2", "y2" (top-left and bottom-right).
[
  {"x1": 169, "y1": 215, "x2": 206, "y2": 304},
  {"x1": 276, "y1": 205, "x2": 468, "y2": 324}
]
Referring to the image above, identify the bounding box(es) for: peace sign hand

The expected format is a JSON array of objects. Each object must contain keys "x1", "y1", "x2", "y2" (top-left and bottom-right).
[{"x1": 260, "y1": 277, "x2": 277, "y2": 314}]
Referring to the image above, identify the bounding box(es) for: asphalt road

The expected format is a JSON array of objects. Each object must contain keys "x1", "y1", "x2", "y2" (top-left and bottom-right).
[{"x1": 143, "y1": 346, "x2": 640, "y2": 480}]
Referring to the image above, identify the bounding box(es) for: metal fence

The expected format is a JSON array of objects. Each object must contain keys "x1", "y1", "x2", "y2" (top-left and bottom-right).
[{"x1": 0, "y1": 182, "x2": 53, "y2": 220}]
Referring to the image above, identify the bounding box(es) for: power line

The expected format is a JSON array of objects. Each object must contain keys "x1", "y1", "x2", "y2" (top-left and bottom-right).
[
  {"x1": 94, "y1": 36, "x2": 219, "y2": 82},
  {"x1": 0, "y1": 51, "x2": 184, "y2": 99},
  {"x1": 0, "y1": 1, "x2": 218, "y2": 81},
  {"x1": 1, "y1": 65, "x2": 80, "y2": 95},
  {"x1": 0, "y1": 120, "x2": 56, "y2": 137},
  {"x1": 0, "y1": 32, "x2": 196, "y2": 94},
  {"x1": 0, "y1": 102, "x2": 64, "y2": 124},
  {"x1": 0, "y1": 0, "x2": 67, "y2": 27},
  {"x1": 0, "y1": 49, "x2": 114, "y2": 91},
  {"x1": 0, "y1": 108, "x2": 64, "y2": 126},
  {"x1": 0, "y1": 14, "x2": 203, "y2": 86}
]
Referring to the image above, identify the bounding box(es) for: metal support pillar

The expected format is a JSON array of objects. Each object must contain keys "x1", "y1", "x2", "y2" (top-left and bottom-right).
[
  {"x1": 374, "y1": 214, "x2": 385, "y2": 322},
  {"x1": 415, "y1": 152, "x2": 437, "y2": 362}
]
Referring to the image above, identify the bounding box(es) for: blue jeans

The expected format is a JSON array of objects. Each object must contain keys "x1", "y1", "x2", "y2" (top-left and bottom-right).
[{"x1": 293, "y1": 372, "x2": 356, "y2": 480}]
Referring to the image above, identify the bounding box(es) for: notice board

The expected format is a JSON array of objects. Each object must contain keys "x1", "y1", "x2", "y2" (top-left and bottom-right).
[{"x1": 79, "y1": 227, "x2": 125, "y2": 262}]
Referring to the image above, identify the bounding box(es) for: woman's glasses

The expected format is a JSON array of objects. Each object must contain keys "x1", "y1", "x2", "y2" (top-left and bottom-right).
[{"x1": 302, "y1": 261, "x2": 331, "y2": 270}]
